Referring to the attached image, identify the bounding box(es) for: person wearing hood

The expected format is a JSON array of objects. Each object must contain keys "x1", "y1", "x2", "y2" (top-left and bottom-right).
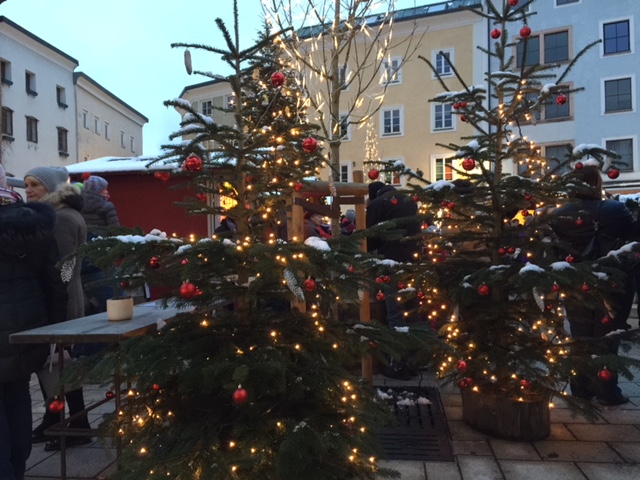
[
  {"x1": 81, "y1": 175, "x2": 119, "y2": 228},
  {"x1": 23, "y1": 167, "x2": 92, "y2": 450},
  {"x1": 0, "y1": 183, "x2": 67, "y2": 480}
]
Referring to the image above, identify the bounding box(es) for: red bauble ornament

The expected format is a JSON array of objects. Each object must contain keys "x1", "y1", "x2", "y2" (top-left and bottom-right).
[
  {"x1": 105, "y1": 391, "x2": 115, "y2": 399},
  {"x1": 566, "y1": 255, "x2": 575, "y2": 263},
  {"x1": 149, "y1": 256, "x2": 160, "y2": 269},
  {"x1": 348, "y1": 266, "x2": 356, "y2": 273},
  {"x1": 302, "y1": 137, "x2": 318, "y2": 153},
  {"x1": 509, "y1": 0, "x2": 519, "y2": 5},
  {"x1": 521, "y1": 209, "x2": 529, "y2": 217},
  {"x1": 154, "y1": 171, "x2": 171, "y2": 182},
  {"x1": 398, "y1": 282, "x2": 406, "y2": 290},
  {"x1": 376, "y1": 291, "x2": 386, "y2": 301},
  {"x1": 457, "y1": 360, "x2": 468, "y2": 372},
  {"x1": 152, "y1": 384, "x2": 161, "y2": 391},
  {"x1": 245, "y1": 175, "x2": 255, "y2": 183},
  {"x1": 369, "y1": 341, "x2": 378, "y2": 349},
  {"x1": 368, "y1": 169, "x2": 380, "y2": 180},
  {"x1": 601, "y1": 314, "x2": 613, "y2": 325},
  {"x1": 382, "y1": 275, "x2": 391, "y2": 283},
  {"x1": 556, "y1": 94, "x2": 567, "y2": 106},
  {"x1": 270, "y1": 71, "x2": 285, "y2": 87},
  {"x1": 375, "y1": 276, "x2": 385, "y2": 284},
  {"x1": 575, "y1": 162, "x2": 584, "y2": 170},
  {"x1": 233, "y1": 387, "x2": 249, "y2": 405},
  {"x1": 447, "y1": 202, "x2": 456, "y2": 210},
  {"x1": 196, "y1": 193, "x2": 208, "y2": 202},
  {"x1": 452, "y1": 102, "x2": 461, "y2": 110},
  {"x1": 507, "y1": 246, "x2": 516, "y2": 255},
  {"x1": 390, "y1": 197, "x2": 399, "y2": 205},
  {"x1": 498, "y1": 247, "x2": 507, "y2": 255},
  {"x1": 552, "y1": 283, "x2": 560, "y2": 293},
  {"x1": 520, "y1": 379, "x2": 531, "y2": 389},
  {"x1": 294, "y1": 181, "x2": 304, "y2": 192},
  {"x1": 120, "y1": 281, "x2": 129, "y2": 288},
  {"x1": 462, "y1": 158, "x2": 476, "y2": 171},
  {"x1": 575, "y1": 217, "x2": 584, "y2": 226},
  {"x1": 416, "y1": 291, "x2": 425, "y2": 299},
  {"x1": 48, "y1": 399, "x2": 65, "y2": 413},
  {"x1": 81, "y1": 172, "x2": 91, "y2": 181},
  {"x1": 460, "y1": 115, "x2": 468, "y2": 122},
  {"x1": 459, "y1": 101, "x2": 468, "y2": 109},
  {"x1": 413, "y1": 195, "x2": 420, "y2": 203},
  {"x1": 546, "y1": 303, "x2": 554, "y2": 311},
  {"x1": 598, "y1": 369, "x2": 614, "y2": 382},
  {"x1": 524, "y1": 193, "x2": 533, "y2": 201},
  {"x1": 608, "y1": 169, "x2": 620, "y2": 179},
  {"x1": 520, "y1": 26, "x2": 532, "y2": 38},
  {"x1": 440, "y1": 200, "x2": 449, "y2": 207},
  {"x1": 491, "y1": 28, "x2": 501, "y2": 39},
  {"x1": 581, "y1": 283, "x2": 590, "y2": 292},
  {"x1": 181, "y1": 259, "x2": 189, "y2": 265},
  {"x1": 458, "y1": 377, "x2": 474, "y2": 388},
  {"x1": 304, "y1": 278, "x2": 317, "y2": 292},
  {"x1": 180, "y1": 281, "x2": 197, "y2": 299},
  {"x1": 183, "y1": 154, "x2": 203, "y2": 172},
  {"x1": 478, "y1": 284, "x2": 490, "y2": 296}
]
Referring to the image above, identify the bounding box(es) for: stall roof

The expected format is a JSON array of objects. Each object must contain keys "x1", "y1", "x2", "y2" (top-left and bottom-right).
[{"x1": 65, "y1": 156, "x2": 178, "y2": 175}]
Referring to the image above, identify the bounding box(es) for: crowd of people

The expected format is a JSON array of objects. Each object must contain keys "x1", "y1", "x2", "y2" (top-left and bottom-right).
[{"x1": 1, "y1": 163, "x2": 639, "y2": 478}]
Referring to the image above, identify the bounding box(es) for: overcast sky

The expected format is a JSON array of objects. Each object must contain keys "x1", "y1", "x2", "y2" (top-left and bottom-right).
[{"x1": 1, "y1": 0, "x2": 436, "y2": 156}]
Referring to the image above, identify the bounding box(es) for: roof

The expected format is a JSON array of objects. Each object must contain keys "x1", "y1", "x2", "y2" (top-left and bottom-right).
[
  {"x1": 179, "y1": 77, "x2": 228, "y2": 99},
  {"x1": 65, "y1": 156, "x2": 178, "y2": 175}
]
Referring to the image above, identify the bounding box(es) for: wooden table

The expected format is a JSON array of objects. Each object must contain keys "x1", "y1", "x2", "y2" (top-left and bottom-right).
[{"x1": 10, "y1": 301, "x2": 187, "y2": 479}]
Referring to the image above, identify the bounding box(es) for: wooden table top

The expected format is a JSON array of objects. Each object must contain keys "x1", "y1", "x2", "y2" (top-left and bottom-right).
[{"x1": 10, "y1": 302, "x2": 187, "y2": 344}]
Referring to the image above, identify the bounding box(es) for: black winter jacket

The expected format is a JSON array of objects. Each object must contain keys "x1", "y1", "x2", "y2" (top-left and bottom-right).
[
  {"x1": 366, "y1": 185, "x2": 421, "y2": 262},
  {"x1": 0, "y1": 202, "x2": 68, "y2": 382}
]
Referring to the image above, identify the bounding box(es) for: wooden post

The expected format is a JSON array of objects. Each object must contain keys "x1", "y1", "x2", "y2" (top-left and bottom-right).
[{"x1": 290, "y1": 192, "x2": 306, "y2": 313}]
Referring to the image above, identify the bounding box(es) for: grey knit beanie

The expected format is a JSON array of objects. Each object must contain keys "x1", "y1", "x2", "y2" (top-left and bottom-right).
[
  {"x1": 24, "y1": 166, "x2": 69, "y2": 193},
  {"x1": 83, "y1": 175, "x2": 108, "y2": 194}
]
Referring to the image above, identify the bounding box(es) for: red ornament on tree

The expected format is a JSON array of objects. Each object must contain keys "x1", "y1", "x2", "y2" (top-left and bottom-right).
[
  {"x1": 552, "y1": 283, "x2": 560, "y2": 293},
  {"x1": 581, "y1": 283, "x2": 590, "y2": 292},
  {"x1": 152, "y1": 384, "x2": 161, "y2": 391},
  {"x1": 457, "y1": 360, "x2": 468, "y2": 372},
  {"x1": 520, "y1": 379, "x2": 531, "y2": 389},
  {"x1": 348, "y1": 266, "x2": 356, "y2": 273},
  {"x1": 81, "y1": 172, "x2": 91, "y2": 181},
  {"x1": 294, "y1": 181, "x2": 304, "y2": 192},
  {"x1": 304, "y1": 278, "x2": 317, "y2": 292},
  {"x1": 180, "y1": 281, "x2": 197, "y2": 299},
  {"x1": 598, "y1": 368, "x2": 614, "y2": 382},
  {"x1": 478, "y1": 284, "x2": 490, "y2": 296},
  {"x1": 601, "y1": 314, "x2": 613, "y2": 325},
  {"x1": 412, "y1": 195, "x2": 420, "y2": 203},
  {"x1": 149, "y1": 256, "x2": 160, "y2": 269},
  {"x1": 575, "y1": 162, "x2": 584, "y2": 170},
  {"x1": 458, "y1": 377, "x2": 474, "y2": 388},
  {"x1": 233, "y1": 387, "x2": 249, "y2": 405},
  {"x1": 575, "y1": 217, "x2": 584, "y2": 226},
  {"x1": 524, "y1": 193, "x2": 533, "y2": 201},
  {"x1": 498, "y1": 247, "x2": 507, "y2": 255},
  {"x1": 447, "y1": 202, "x2": 456, "y2": 210},
  {"x1": 556, "y1": 94, "x2": 567, "y2": 105},
  {"x1": 270, "y1": 71, "x2": 285, "y2": 87},
  {"x1": 490, "y1": 28, "x2": 501, "y2": 39},
  {"x1": 509, "y1": 0, "x2": 519, "y2": 5},
  {"x1": 608, "y1": 169, "x2": 620, "y2": 179},
  {"x1": 452, "y1": 102, "x2": 461, "y2": 110},
  {"x1": 154, "y1": 171, "x2": 171, "y2": 181},
  {"x1": 105, "y1": 391, "x2": 115, "y2": 400},
  {"x1": 507, "y1": 246, "x2": 516, "y2": 255},
  {"x1": 520, "y1": 26, "x2": 532, "y2": 38},
  {"x1": 416, "y1": 291, "x2": 425, "y2": 299},
  {"x1": 368, "y1": 169, "x2": 380, "y2": 180},
  {"x1": 376, "y1": 291, "x2": 385, "y2": 301},
  {"x1": 48, "y1": 399, "x2": 65, "y2": 413},
  {"x1": 196, "y1": 193, "x2": 208, "y2": 202},
  {"x1": 120, "y1": 280, "x2": 129, "y2": 289},
  {"x1": 566, "y1": 255, "x2": 575, "y2": 263},
  {"x1": 375, "y1": 276, "x2": 385, "y2": 284},
  {"x1": 462, "y1": 158, "x2": 476, "y2": 171},
  {"x1": 459, "y1": 101, "x2": 468, "y2": 109},
  {"x1": 302, "y1": 137, "x2": 318, "y2": 153},
  {"x1": 183, "y1": 154, "x2": 203, "y2": 172},
  {"x1": 460, "y1": 114, "x2": 468, "y2": 122},
  {"x1": 390, "y1": 197, "x2": 399, "y2": 205},
  {"x1": 181, "y1": 259, "x2": 189, "y2": 265}
]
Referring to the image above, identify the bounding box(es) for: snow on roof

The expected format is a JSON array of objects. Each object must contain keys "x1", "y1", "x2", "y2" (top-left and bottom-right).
[{"x1": 65, "y1": 156, "x2": 179, "y2": 175}]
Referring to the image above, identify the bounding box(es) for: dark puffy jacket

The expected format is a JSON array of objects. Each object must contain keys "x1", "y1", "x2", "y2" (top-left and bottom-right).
[
  {"x1": 366, "y1": 185, "x2": 421, "y2": 262},
  {"x1": 81, "y1": 191, "x2": 119, "y2": 229},
  {"x1": 0, "y1": 202, "x2": 68, "y2": 382},
  {"x1": 550, "y1": 198, "x2": 636, "y2": 259}
]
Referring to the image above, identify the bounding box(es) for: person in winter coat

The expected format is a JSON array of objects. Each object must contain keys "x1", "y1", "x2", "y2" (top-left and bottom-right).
[
  {"x1": 80, "y1": 175, "x2": 120, "y2": 317},
  {"x1": 304, "y1": 211, "x2": 332, "y2": 239},
  {"x1": 340, "y1": 209, "x2": 356, "y2": 236},
  {"x1": 549, "y1": 165, "x2": 635, "y2": 406},
  {"x1": 23, "y1": 167, "x2": 92, "y2": 450},
  {"x1": 0, "y1": 186, "x2": 67, "y2": 480}
]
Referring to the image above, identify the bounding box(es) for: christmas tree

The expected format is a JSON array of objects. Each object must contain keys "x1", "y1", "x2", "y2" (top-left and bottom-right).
[
  {"x1": 373, "y1": 0, "x2": 640, "y2": 429},
  {"x1": 76, "y1": 2, "x2": 434, "y2": 478}
]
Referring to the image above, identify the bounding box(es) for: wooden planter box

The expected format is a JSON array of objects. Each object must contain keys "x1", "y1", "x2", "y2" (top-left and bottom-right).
[{"x1": 460, "y1": 387, "x2": 550, "y2": 441}]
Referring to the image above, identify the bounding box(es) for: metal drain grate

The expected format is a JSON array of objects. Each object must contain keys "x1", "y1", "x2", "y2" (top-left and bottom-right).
[{"x1": 376, "y1": 386, "x2": 454, "y2": 462}]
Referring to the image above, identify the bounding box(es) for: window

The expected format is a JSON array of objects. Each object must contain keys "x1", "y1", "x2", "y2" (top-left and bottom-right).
[
  {"x1": 434, "y1": 50, "x2": 454, "y2": 77},
  {"x1": 25, "y1": 71, "x2": 37, "y2": 96},
  {"x1": 434, "y1": 157, "x2": 454, "y2": 181},
  {"x1": 516, "y1": 36, "x2": 540, "y2": 67},
  {"x1": 603, "y1": 20, "x2": 630, "y2": 55},
  {"x1": 606, "y1": 138, "x2": 634, "y2": 171},
  {"x1": 130, "y1": 136, "x2": 135, "y2": 153},
  {"x1": 604, "y1": 77, "x2": 632, "y2": 113},
  {"x1": 57, "y1": 127, "x2": 68, "y2": 155},
  {"x1": 434, "y1": 103, "x2": 454, "y2": 130},
  {"x1": 556, "y1": 0, "x2": 579, "y2": 5},
  {"x1": 120, "y1": 131, "x2": 125, "y2": 148},
  {"x1": 2, "y1": 107, "x2": 13, "y2": 138},
  {"x1": 337, "y1": 113, "x2": 350, "y2": 141},
  {"x1": 94, "y1": 116, "x2": 99, "y2": 134},
  {"x1": 544, "y1": 144, "x2": 572, "y2": 175},
  {"x1": 544, "y1": 31, "x2": 569, "y2": 63},
  {"x1": 517, "y1": 30, "x2": 570, "y2": 67},
  {"x1": 83, "y1": 110, "x2": 89, "y2": 129},
  {"x1": 56, "y1": 86, "x2": 68, "y2": 108},
  {"x1": 26, "y1": 116, "x2": 38, "y2": 143},
  {"x1": 385, "y1": 160, "x2": 404, "y2": 185},
  {"x1": 339, "y1": 63, "x2": 350, "y2": 91},
  {"x1": 201, "y1": 100, "x2": 213, "y2": 116},
  {"x1": 382, "y1": 56, "x2": 402, "y2": 85},
  {"x1": 225, "y1": 95, "x2": 234, "y2": 110},
  {"x1": 1, "y1": 59, "x2": 12, "y2": 85},
  {"x1": 544, "y1": 92, "x2": 571, "y2": 119},
  {"x1": 339, "y1": 162, "x2": 352, "y2": 182},
  {"x1": 381, "y1": 107, "x2": 403, "y2": 137},
  {"x1": 104, "y1": 122, "x2": 110, "y2": 140}
]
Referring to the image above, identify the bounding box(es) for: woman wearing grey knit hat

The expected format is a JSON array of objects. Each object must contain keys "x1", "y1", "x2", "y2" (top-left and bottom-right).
[{"x1": 23, "y1": 167, "x2": 93, "y2": 450}]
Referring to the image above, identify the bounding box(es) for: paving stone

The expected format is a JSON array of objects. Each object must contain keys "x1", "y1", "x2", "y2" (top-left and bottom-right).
[
  {"x1": 599, "y1": 408, "x2": 640, "y2": 425},
  {"x1": 499, "y1": 460, "x2": 587, "y2": 480},
  {"x1": 25, "y1": 446, "x2": 117, "y2": 479},
  {"x1": 576, "y1": 462, "x2": 640, "y2": 480},
  {"x1": 489, "y1": 439, "x2": 540, "y2": 460},
  {"x1": 424, "y1": 461, "x2": 463, "y2": 480},
  {"x1": 444, "y1": 405, "x2": 463, "y2": 421},
  {"x1": 533, "y1": 440, "x2": 622, "y2": 462},
  {"x1": 547, "y1": 423, "x2": 576, "y2": 441},
  {"x1": 452, "y1": 440, "x2": 493, "y2": 456},
  {"x1": 457, "y1": 455, "x2": 504, "y2": 480},
  {"x1": 565, "y1": 423, "x2": 640, "y2": 441},
  {"x1": 609, "y1": 441, "x2": 640, "y2": 462},
  {"x1": 550, "y1": 408, "x2": 605, "y2": 424},
  {"x1": 378, "y1": 460, "x2": 425, "y2": 479},
  {"x1": 448, "y1": 419, "x2": 491, "y2": 441}
]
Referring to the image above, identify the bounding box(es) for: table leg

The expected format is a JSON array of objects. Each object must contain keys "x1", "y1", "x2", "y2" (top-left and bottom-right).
[{"x1": 58, "y1": 343, "x2": 67, "y2": 480}]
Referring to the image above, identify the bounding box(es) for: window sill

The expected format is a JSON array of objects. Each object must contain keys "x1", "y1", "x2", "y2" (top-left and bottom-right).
[
  {"x1": 381, "y1": 133, "x2": 403, "y2": 138},
  {"x1": 59, "y1": 151, "x2": 69, "y2": 158},
  {"x1": 58, "y1": 102, "x2": 68, "y2": 109},
  {"x1": 2, "y1": 134, "x2": 15, "y2": 142},
  {"x1": 26, "y1": 89, "x2": 38, "y2": 97},
  {"x1": 1, "y1": 78, "x2": 13, "y2": 86}
]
